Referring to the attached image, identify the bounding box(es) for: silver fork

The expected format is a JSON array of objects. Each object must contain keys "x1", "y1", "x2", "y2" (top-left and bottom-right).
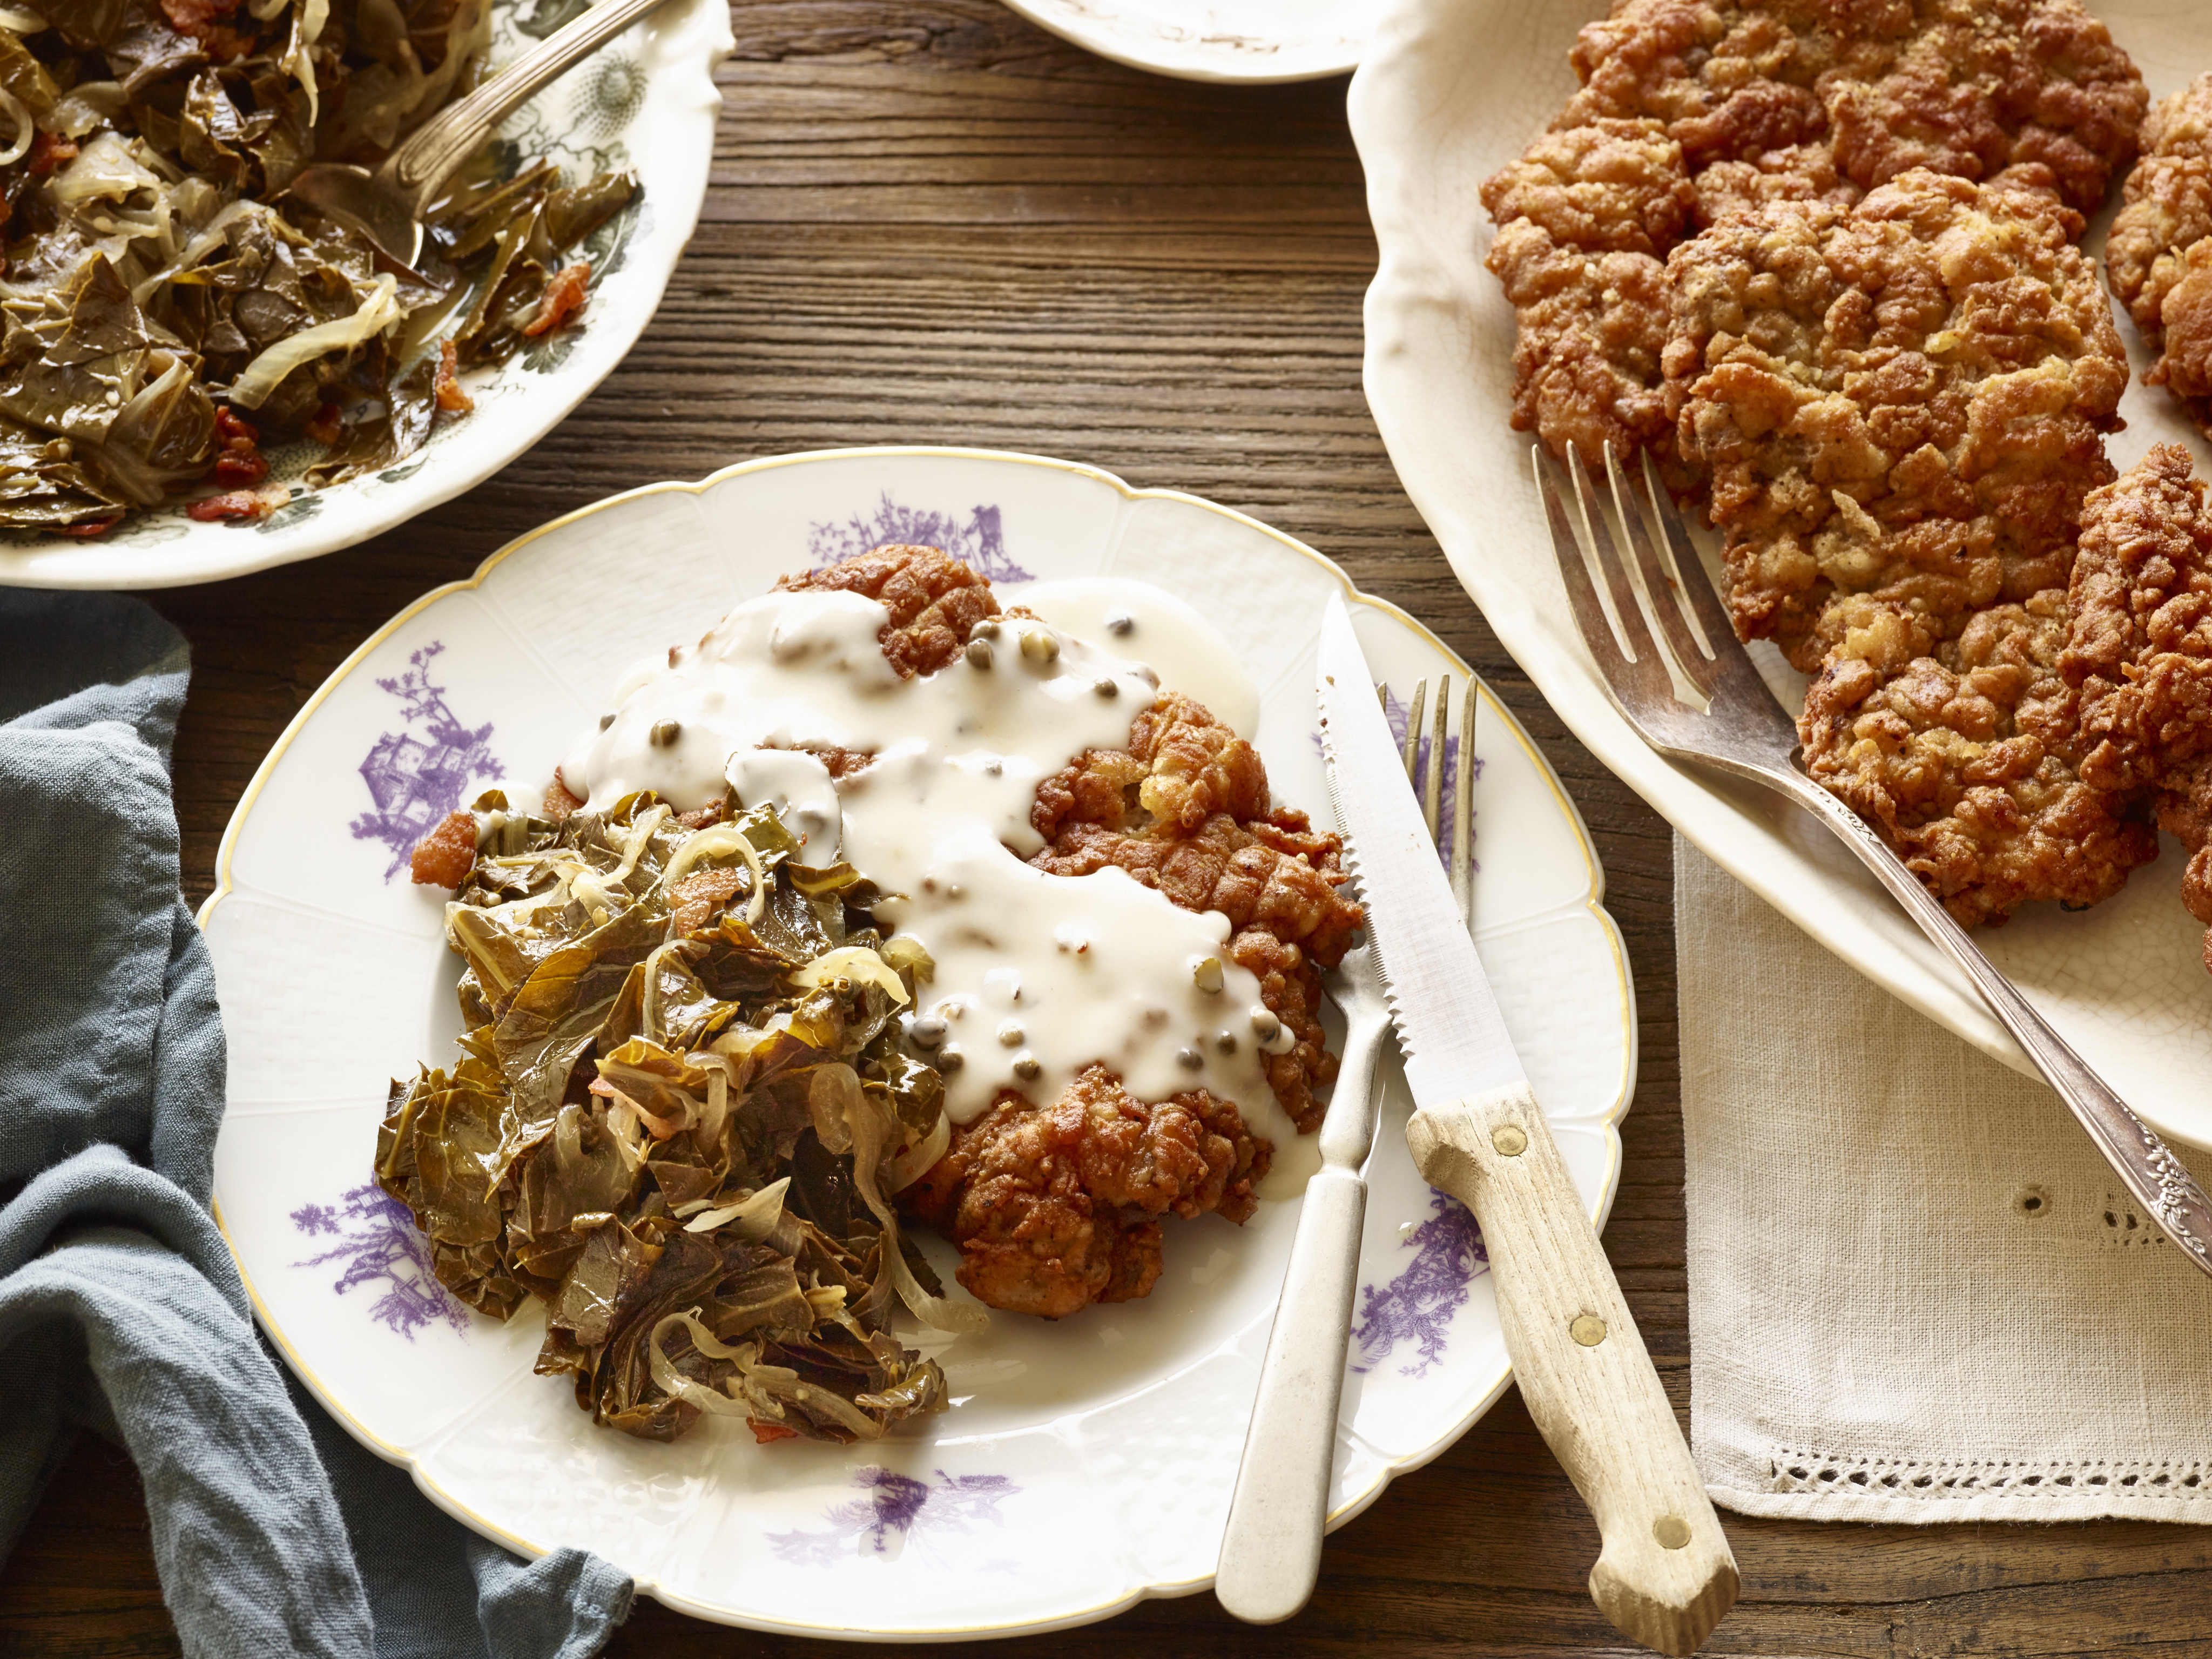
[
  {"x1": 1216, "y1": 681, "x2": 1431, "y2": 1625},
  {"x1": 1540, "y1": 443, "x2": 2212, "y2": 1274}
]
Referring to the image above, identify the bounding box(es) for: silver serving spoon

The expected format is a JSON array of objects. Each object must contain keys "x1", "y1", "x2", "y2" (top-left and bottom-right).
[{"x1": 287, "y1": 0, "x2": 684, "y2": 268}]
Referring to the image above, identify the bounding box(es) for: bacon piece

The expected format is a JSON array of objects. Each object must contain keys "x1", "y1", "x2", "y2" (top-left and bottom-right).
[
  {"x1": 186, "y1": 491, "x2": 269, "y2": 523},
  {"x1": 409, "y1": 810, "x2": 478, "y2": 888},
  {"x1": 436, "y1": 339, "x2": 475, "y2": 413},
  {"x1": 523, "y1": 263, "x2": 591, "y2": 338},
  {"x1": 26, "y1": 130, "x2": 77, "y2": 178}
]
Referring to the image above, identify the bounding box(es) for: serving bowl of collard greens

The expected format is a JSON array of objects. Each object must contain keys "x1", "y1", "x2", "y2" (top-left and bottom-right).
[{"x1": 0, "y1": 0, "x2": 731, "y2": 590}]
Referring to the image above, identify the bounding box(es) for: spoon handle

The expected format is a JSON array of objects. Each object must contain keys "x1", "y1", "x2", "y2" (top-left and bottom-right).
[
  {"x1": 383, "y1": 0, "x2": 685, "y2": 211},
  {"x1": 1215, "y1": 990, "x2": 1391, "y2": 1625}
]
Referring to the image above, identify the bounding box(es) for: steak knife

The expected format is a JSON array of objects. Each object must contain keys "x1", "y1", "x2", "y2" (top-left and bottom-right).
[{"x1": 1316, "y1": 596, "x2": 1737, "y2": 1657}]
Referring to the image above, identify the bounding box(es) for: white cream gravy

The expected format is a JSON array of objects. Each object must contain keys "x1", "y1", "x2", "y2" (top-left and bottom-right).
[{"x1": 559, "y1": 579, "x2": 1317, "y2": 1198}]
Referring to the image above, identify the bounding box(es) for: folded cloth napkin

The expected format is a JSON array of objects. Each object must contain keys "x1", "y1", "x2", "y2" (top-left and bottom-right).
[
  {"x1": 0, "y1": 590, "x2": 633, "y2": 1657},
  {"x1": 1677, "y1": 835, "x2": 2212, "y2": 1523}
]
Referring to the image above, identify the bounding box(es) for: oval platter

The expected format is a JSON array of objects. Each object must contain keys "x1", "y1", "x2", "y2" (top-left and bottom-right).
[
  {"x1": 1352, "y1": 0, "x2": 2212, "y2": 1147},
  {"x1": 200, "y1": 446, "x2": 1634, "y2": 1637},
  {"x1": 0, "y1": 0, "x2": 733, "y2": 592}
]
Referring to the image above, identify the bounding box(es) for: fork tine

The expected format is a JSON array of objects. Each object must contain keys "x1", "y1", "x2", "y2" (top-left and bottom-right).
[
  {"x1": 1538, "y1": 447, "x2": 1675, "y2": 710},
  {"x1": 1422, "y1": 674, "x2": 1448, "y2": 840},
  {"x1": 1607, "y1": 447, "x2": 1718, "y2": 699},
  {"x1": 1637, "y1": 448, "x2": 1740, "y2": 662},
  {"x1": 1537, "y1": 447, "x2": 1630, "y2": 674},
  {"x1": 1571, "y1": 447, "x2": 1667, "y2": 673},
  {"x1": 1401, "y1": 677, "x2": 1426, "y2": 784},
  {"x1": 1451, "y1": 676, "x2": 1475, "y2": 928}
]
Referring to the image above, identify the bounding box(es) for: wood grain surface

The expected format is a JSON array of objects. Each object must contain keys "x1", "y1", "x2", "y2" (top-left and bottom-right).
[{"x1": 7, "y1": 3, "x2": 2212, "y2": 1653}]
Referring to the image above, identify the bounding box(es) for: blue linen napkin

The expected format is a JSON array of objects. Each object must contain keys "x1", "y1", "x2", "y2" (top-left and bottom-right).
[{"x1": 0, "y1": 590, "x2": 633, "y2": 1658}]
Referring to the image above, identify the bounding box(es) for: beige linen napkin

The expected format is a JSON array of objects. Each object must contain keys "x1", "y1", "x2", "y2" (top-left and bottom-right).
[{"x1": 1677, "y1": 836, "x2": 2212, "y2": 1523}]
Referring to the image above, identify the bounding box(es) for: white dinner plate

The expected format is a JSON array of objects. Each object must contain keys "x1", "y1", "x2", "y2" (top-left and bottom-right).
[
  {"x1": 200, "y1": 446, "x2": 1634, "y2": 1636},
  {"x1": 0, "y1": 0, "x2": 733, "y2": 592},
  {"x1": 1352, "y1": 0, "x2": 2212, "y2": 1147},
  {"x1": 997, "y1": 0, "x2": 1371, "y2": 83}
]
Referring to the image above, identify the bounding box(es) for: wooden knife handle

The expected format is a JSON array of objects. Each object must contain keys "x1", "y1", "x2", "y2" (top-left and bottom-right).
[{"x1": 1406, "y1": 1084, "x2": 1737, "y2": 1656}]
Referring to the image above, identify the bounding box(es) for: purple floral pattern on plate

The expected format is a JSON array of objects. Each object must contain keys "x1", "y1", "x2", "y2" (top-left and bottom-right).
[
  {"x1": 806, "y1": 492, "x2": 1033, "y2": 582},
  {"x1": 292, "y1": 1182, "x2": 467, "y2": 1339},
  {"x1": 349, "y1": 641, "x2": 503, "y2": 881},
  {"x1": 1352, "y1": 1187, "x2": 1488, "y2": 1377},
  {"x1": 770, "y1": 1467, "x2": 1020, "y2": 1565}
]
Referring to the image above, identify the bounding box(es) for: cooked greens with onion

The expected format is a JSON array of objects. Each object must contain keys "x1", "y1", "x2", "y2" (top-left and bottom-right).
[
  {"x1": 0, "y1": 1, "x2": 636, "y2": 534},
  {"x1": 377, "y1": 790, "x2": 983, "y2": 1446}
]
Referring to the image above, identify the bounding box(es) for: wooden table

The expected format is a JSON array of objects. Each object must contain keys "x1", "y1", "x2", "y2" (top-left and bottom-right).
[{"x1": 8, "y1": 4, "x2": 2212, "y2": 1653}]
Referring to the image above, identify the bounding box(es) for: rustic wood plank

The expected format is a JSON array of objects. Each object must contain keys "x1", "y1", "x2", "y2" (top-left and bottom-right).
[{"x1": 7, "y1": 2, "x2": 2210, "y2": 1654}]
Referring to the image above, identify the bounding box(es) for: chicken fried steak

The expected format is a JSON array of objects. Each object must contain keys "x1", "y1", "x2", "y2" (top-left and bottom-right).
[
  {"x1": 1482, "y1": 0, "x2": 2143, "y2": 465},
  {"x1": 2066, "y1": 445, "x2": 2212, "y2": 974},
  {"x1": 912, "y1": 687, "x2": 1363, "y2": 1319},
  {"x1": 768, "y1": 552, "x2": 1367, "y2": 1321},
  {"x1": 1663, "y1": 170, "x2": 2126, "y2": 671},
  {"x1": 2106, "y1": 75, "x2": 2212, "y2": 438},
  {"x1": 1799, "y1": 591, "x2": 2155, "y2": 926}
]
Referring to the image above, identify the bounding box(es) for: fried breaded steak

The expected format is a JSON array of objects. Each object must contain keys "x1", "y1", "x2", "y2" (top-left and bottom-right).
[
  {"x1": 2106, "y1": 75, "x2": 2212, "y2": 437},
  {"x1": 919, "y1": 684, "x2": 1364, "y2": 1320},
  {"x1": 774, "y1": 550, "x2": 1364, "y2": 1320},
  {"x1": 2065, "y1": 444, "x2": 2212, "y2": 973},
  {"x1": 1799, "y1": 591, "x2": 2156, "y2": 926},
  {"x1": 1482, "y1": 0, "x2": 2144, "y2": 465},
  {"x1": 903, "y1": 1068, "x2": 1265, "y2": 1318},
  {"x1": 777, "y1": 542, "x2": 1000, "y2": 677},
  {"x1": 1662, "y1": 169, "x2": 2125, "y2": 672}
]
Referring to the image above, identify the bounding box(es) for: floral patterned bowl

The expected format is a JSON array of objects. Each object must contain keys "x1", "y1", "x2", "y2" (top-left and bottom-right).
[
  {"x1": 0, "y1": 0, "x2": 733, "y2": 593},
  {"x1": 200, "y1": 447, "x2": 1635, "y2": 1636}
]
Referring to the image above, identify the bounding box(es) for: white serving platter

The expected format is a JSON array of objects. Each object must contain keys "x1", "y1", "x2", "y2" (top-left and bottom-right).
[{"x1": 1352, "y1": 0, "x2": 2212, "y2": 1147}]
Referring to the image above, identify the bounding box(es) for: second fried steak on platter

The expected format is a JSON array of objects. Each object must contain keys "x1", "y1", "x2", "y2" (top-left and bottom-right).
[
  {"x1": 1663, "y1": 168, "x2": 2126, "y2": 672},
  {"x1": 783, "y1": 546, "x2": 1363, "y2": 1320},
  {"x1": 2107, "y1": 74, "x2": 2212, "y2": 437},
  {"x1": 2066, "y1": 445, "x2": 2212, "y2": 970},
  {"x1": 1682, "y1": 171, "x2": 2150, "y2": 927},
  {"x1": 1480, "y1": 0, "x2": 2145, "y2": 466}
]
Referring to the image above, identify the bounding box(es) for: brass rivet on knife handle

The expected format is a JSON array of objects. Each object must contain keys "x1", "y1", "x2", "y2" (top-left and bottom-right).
[
  {"x1": 1405, "y1": 1083, "x2": 1739, "y2": 1657},
  {"x1": 1492, "y1": 1123, "x2": 1527, "y2": 1157}
]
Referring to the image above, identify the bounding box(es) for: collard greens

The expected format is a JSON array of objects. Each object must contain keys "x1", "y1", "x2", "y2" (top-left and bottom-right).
[
  {"x1": 0, "y1": 2, "x2": 636, "y2": 533},
  {"x1": 379, "y1": 791, "x2": 979, "y2": 1445}
]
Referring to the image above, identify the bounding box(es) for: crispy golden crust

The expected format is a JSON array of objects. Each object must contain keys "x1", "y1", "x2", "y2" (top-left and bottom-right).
[
  {"x1": 2064, "y1": 444, "x2": 2212, "y2": 790},
  {"x1": 1800, "y1": 590, "x2": 2157, "y2": 926},
  {"x1": 1480, "y1": 121, "x2": 1690, "y2": 464},
  {"x1": 2106, "y1": 76, "x2": 2212, "y2": 435},
  {"x1": 800, "y1": 554, "x2": 1360, "y2": 1318},
  {"x1": 2065, "y1": 445, "x2": 2212, "y2": 972},
  {"x1": 776, "y1": 542, "x2": 999, "y2": 677},
  {"x1": 1662, "y1": 170, "x2": 2123, "y2": 671},
  {"x1": 1032, "y1": 690, "x2": 1274, "y2": 839},
  {"x1": 1563, "y1": 0, "x2": 2142, "y2": 210},
  {"x1": 903, "y1": 1067, "x2": 1266, "y2": 1319},
  {"x1": 1484, "y1": 0, "x2": 2143, "y2": 463}
]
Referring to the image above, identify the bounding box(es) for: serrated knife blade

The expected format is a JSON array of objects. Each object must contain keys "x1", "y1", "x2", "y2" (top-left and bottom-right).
[{"x1": 1316, "y1": 595, "x2": 1523, "y2": 1109}]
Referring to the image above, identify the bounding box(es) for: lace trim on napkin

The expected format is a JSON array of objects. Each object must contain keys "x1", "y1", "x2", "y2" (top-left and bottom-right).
[{"x1": 1766, "y1": 1453, "x2": 2212, "y2": 1499}]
